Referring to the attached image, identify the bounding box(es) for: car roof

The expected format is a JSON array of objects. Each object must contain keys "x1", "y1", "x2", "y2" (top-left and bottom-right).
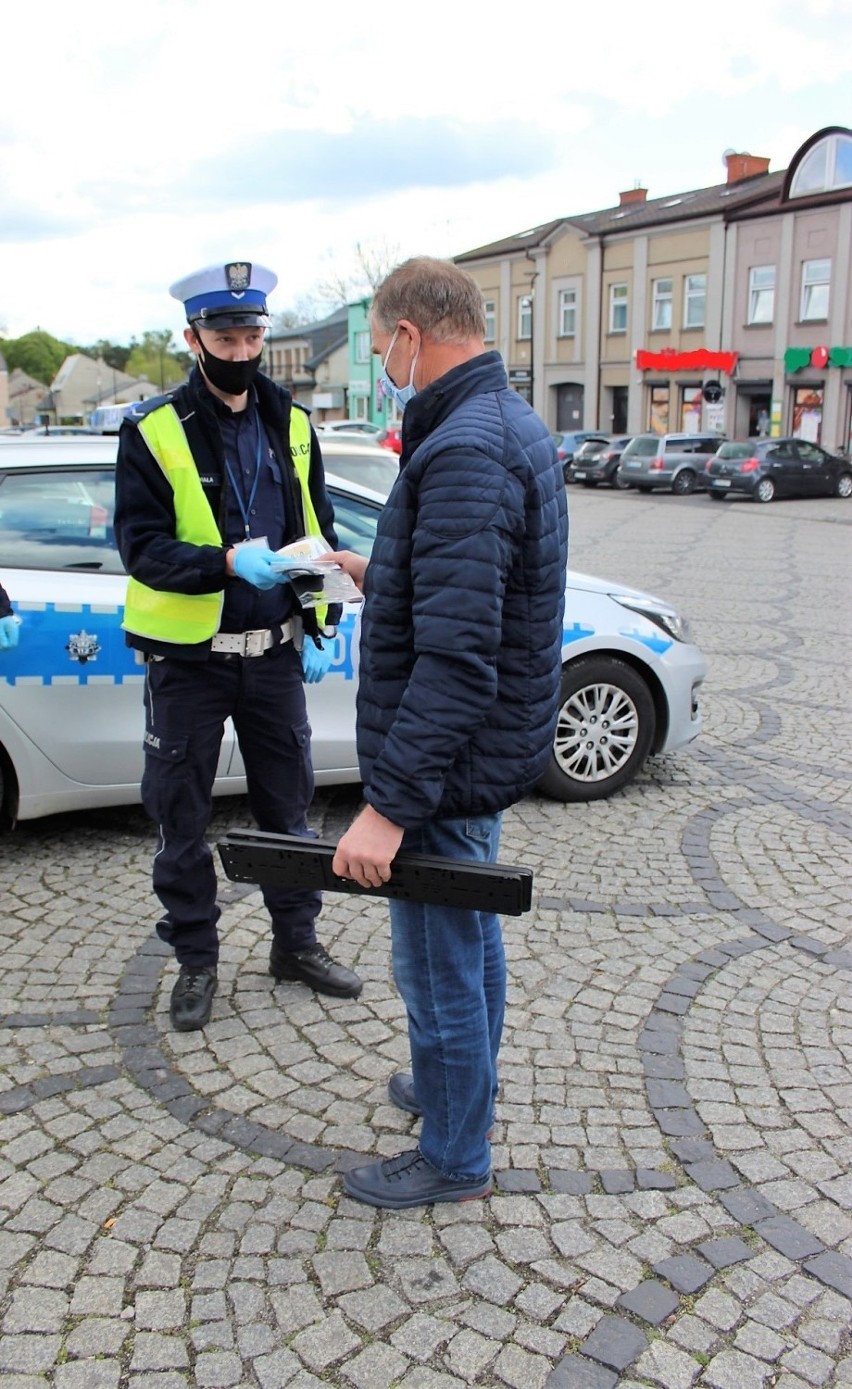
[
  {"x1": 0, "y1": 437, "x2": 120, "y2": 469},
  {"x1": 0, "y1": 434, "x2": 388, "y2": 470},
  {"x1": 0, "y1": 435, "x2": 389, "y2": 503},
  {"x1": 321, "y1": 438, "x2": 386, "y2": 452}
]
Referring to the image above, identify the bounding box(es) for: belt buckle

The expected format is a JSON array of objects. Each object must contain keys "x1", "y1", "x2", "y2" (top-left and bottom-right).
[{"x1": 244, "y1": 629, "x2": 266, "y2": 658}]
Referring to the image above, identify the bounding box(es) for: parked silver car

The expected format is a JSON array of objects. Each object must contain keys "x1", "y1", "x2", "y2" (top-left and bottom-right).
[
  {"x1": 0, "y1": 436, "x2": 705, "y2": 822},
  {"x1": 618, "y1": 432, "x2": 726, "y2": 494}
]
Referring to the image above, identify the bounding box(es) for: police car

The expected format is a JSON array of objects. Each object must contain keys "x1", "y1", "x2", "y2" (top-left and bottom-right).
[{"x1": 0, "y1": 436, "x2": 705, "y2": 824}]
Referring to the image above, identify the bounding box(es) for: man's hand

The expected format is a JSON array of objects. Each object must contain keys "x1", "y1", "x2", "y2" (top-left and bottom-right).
[
  {"x1": 333, "y1": 805, "x2": 404, "y2": 889},
  {"x1": 333, "y1": 550, "x2": 369, "y2": 592}
]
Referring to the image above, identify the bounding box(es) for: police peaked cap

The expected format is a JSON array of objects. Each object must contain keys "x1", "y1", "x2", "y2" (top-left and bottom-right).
[{"x1": 170, "y1": 261, "x2": 278, "y2": 328}]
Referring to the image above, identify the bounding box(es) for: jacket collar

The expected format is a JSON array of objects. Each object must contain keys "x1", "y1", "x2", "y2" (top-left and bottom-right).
[
  {"x1": 191, "y1": 365, "x2": 292, "y2": 429},
  {"x1": 401, "y1": 350, "x2": 507, "y2": 460}
]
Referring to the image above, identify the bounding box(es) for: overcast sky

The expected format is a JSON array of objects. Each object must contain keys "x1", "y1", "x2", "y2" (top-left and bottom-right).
[{"x1": 1, "y1": 0, "x2": 849, "y2": 348}]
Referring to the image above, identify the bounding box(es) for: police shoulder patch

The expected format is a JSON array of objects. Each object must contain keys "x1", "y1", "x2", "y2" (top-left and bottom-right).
[{"x1": 125, "y1": 391, "x2": 176, "y2": 423}]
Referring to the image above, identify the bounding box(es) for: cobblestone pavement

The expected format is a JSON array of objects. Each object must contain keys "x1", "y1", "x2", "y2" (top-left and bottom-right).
[{"x1": 2, "y1": 488, "x2": 851, "y2": 1389}]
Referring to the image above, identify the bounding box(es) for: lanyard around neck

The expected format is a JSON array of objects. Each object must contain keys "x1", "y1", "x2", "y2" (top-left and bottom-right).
[{"x1": 224, "y1": 419, "x2": 264, "y2": 542}]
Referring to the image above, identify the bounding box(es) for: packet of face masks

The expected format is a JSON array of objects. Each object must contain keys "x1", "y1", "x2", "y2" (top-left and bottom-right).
[{"x1": 271, "y1": 536, "x2": 363, "y2": 608}]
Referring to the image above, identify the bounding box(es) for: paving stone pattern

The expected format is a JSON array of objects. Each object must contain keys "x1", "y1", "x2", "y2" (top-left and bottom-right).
[{"x1": 1, "y1": 489, "x2": 851, "y2": 1387}]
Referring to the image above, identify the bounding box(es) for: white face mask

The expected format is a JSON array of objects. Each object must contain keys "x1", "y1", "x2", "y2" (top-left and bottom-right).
[{"x1": 380, "y1": 328, "x2": 419, "y2": 411}]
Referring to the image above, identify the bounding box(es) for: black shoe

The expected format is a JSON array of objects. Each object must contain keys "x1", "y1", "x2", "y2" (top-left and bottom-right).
[
  {"x1": 388, "y1": 1072, "x2": 495, "y2": 1137},
  {"x1": 388, "y1": 1072, "x2": 421, "y2": 1115},
  {"x1": 170, "y1": 966, "x2": 217, "y2": 1031},
  {"x1": 269, "y1": 942, "x2": 362, "y2": 999},
  {"x1": 343, "y1": 1148, "x2": 492, "y2": 1210}
]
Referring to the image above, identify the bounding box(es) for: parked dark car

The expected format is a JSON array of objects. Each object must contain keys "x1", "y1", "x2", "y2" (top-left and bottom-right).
[
  {"x1": 706, "y1": 438, "x2": 852, "y2": 503},
  {"x1": 552, "y1": 431, "x2": 611, "y2": 484},
  {"x1": 569, "y1": 435, "x2": 634, "y2": 488}
]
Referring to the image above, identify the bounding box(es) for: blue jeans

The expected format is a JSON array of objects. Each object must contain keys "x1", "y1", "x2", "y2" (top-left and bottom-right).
[{"x1": 390, "y1": 812, "x2": 504, "y2": 1182}]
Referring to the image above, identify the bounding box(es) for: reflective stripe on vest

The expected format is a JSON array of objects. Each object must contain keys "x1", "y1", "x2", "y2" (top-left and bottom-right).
[
  {"x1": 123, "y1": 405, "x2": 224, "y2": 643},
  {"x1": 288, "y1": 406, "x2": 329, "y2": 628},
  {"x1": 122, "y1": 401, "x2": 328, "y2": 643}
]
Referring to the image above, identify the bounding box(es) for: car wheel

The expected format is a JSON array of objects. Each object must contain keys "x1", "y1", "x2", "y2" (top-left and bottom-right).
[
  {"x1": 613, "y1": 472, "x2": 630, "y2": 490},
  {"x1": 672, "y1": 469, "x2": 696, "y2": 495},
  {"x1": 755, "y1": 477, "x2": 775, "y2": 503},
  {"x1": 537, "y1": 657, "x2": 656, "y2": 802},
  {"x1": 708, "y1": 491, "x2": 726, "y2": 501},
  {"x1": 835, "y1": 472, "x2": 852, "y2": 498}
]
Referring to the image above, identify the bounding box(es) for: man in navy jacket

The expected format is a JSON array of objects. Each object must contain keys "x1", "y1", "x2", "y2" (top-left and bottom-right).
[{"x1": 334, "y1": 257, "x2": 568, "y2": 1209}]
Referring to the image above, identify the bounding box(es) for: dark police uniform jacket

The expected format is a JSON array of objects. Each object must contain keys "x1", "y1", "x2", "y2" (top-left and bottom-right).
[{"x1": 114, "y1": 367, "x2": 340, "y2": 661}]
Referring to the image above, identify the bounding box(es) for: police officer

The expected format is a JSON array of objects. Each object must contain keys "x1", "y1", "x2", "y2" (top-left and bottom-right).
[
  {"x1": 114, "y1": 261, "x2": 362, "y2": 1031},
  {"x1": 0, "y1": 583, "x2": 20, "y2": 649}
]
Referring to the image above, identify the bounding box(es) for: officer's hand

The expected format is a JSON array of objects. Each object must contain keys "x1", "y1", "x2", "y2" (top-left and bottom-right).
[
  {"x1": 0, "y1": 616, "x2": 20, "y2": 650},
  {"x1": 300, "y1": 634, "x2": 334, "y2": 684},
  {"x1": 231, "y1": 547, "x2": 291, "y2": 592}
]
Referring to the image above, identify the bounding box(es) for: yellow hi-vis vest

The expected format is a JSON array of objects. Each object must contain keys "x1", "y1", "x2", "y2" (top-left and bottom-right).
[{"x1": 122, "y1": 401, "x2": 327, "y2": 644}]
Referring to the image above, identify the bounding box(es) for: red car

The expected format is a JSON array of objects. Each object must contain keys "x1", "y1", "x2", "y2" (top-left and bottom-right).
[{"x1": 378, "y1": 426, "x2": 402, "y2": 455}]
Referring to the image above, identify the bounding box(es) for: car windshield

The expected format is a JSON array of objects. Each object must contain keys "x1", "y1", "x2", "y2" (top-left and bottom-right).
[
  {"x1": 321, "y1": 448, "x2": 399, "y2": 496},
  {"x1": 716, "y1": 443, "x2": 756, "y2": 459},
  {"x1": 327, "y1": 485, "x2": 381, "y2": 555},
  {"x1": 623, "y1": 437, "x2": 658, "y2": 457}
]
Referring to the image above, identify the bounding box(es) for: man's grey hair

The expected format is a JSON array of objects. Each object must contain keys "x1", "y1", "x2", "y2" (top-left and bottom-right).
[{"x1": 371, "y1": 257, "x2": 486, "y2": 342}]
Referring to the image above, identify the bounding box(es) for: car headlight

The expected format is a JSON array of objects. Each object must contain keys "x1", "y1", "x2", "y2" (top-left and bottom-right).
[{"x1": 612, "y1": 594, "x2": 692, "y2": 643}]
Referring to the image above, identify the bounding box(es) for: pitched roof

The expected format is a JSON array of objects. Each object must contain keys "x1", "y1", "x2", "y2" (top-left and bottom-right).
[{"x1": 455, "y1": 172, "x2": 787, "y2": 261}]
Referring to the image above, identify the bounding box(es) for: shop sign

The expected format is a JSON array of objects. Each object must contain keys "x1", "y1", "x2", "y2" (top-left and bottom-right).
[{"x1": 784, "y1": 345, "x2": 852, "y2": 372}]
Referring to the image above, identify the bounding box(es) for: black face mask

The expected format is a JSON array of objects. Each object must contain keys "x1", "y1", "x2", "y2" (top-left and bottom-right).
[{"x1": 198, "y1": 347, "x2": 263, "y2": 396}]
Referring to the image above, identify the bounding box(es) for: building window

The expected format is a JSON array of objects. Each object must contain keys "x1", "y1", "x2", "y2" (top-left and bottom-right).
[
  {"x1": 681, "y1": 386, "x2": 702, "y2": 432},
  {"x1": 354, "y1": 331, "x2": 370, "y2": 364},
  {"x1": 518, "y1": 296, "x2": 532, "y2": 340},
  {"x1": 790, "y1": 132, "x2": 852, "y2": 197},
  {"x1": 558, "y1": 288, "x2": 577, "y2": 337},
  {"x1": 748, "y1": 266, "x2": 775, "y2": 325},
  {"x1": 800, "y1": 259, "x2": 831, "y2": 321},
  {"x1": 652, "y1": 278, "x2": 673, "y2": 331},
  {"x1": 648, "y1": 385, "x2": 669, "y2": 434},
  {"x1": 484, "y1": 299, "x2": 496, "y2": 343},
  {"x1": 683, "y1": 274, "x2": 706, "y2": 329},
  {"x1": 792, "y1": 387, "x2": 824, "y2": 443},
  {"x1": 609, "y1": 283, "x2": 628, "y2": 333}
]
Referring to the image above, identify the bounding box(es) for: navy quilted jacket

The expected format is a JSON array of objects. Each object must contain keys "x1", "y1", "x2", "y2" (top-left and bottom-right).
[{"x1": 357, "y1": 350, "x2": 569, "y2": 828}]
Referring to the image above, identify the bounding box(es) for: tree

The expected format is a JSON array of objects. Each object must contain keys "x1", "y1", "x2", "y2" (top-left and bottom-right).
[
  {"x1": 275, "y1": 240, "x2": 402, "y2": 326},
  {"x1": 125, "y1": 330, "x2": 187, "y2": 390},
  {"x1": 272, "y1": 298, "x2": 325, "y2": 332},
  {"x1": 0, "y1": 330, "x2": 73, "y2": 385},
  {"x1": 82, "y1": 339, "x2": 132, "y2": 372}
]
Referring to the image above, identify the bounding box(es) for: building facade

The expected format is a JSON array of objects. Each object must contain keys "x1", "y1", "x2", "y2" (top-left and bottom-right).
[{"x1": 454, "y1": 127, "x2": 852, "y2": 453}]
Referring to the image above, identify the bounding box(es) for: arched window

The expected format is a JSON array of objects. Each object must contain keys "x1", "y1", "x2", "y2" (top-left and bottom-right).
[{"x1": 790, "y1": 132, "x2": 852, "y2": 197}]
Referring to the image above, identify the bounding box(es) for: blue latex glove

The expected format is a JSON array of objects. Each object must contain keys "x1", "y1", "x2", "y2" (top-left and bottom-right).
[
  {"x1": 232, "y1": 546, "x2": 291, "y2": 592},
  {"x1": 300, "y1": 634, "x2": 334, "y2": 684},
  {"x1": 0, "y1": 615, "x2": 20, "y2": 650}
]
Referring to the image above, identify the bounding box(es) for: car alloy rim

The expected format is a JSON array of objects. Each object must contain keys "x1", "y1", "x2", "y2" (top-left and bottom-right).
[{"x1": 553, "y1": 681, "x2": 640, "y2": 783}]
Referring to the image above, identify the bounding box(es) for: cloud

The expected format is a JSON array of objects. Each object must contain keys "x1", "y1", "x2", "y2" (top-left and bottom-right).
[
  {"x1": 77, "y1": 116, "x2": 563, "y2": 219},
  {"x1": 0, "y1": 202, "x2": 89, "y2": 244}
]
